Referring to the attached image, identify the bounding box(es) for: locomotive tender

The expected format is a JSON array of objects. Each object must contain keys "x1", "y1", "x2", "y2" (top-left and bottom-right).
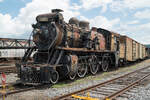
[{"x1": 16, "y1": 9, "x2": 147, "y2": 84}]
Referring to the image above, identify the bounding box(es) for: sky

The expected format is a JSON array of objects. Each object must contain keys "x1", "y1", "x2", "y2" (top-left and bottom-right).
[{"x1": 0, "y1": 0, "x2": 150, "y2": 44}]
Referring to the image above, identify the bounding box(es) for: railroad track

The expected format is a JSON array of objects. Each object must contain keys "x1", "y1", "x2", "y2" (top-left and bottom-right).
[
  {"x1": 0, "y1": 82, "x2": 18, "y2": 89},
  {"x1": 0, "y1": 82, "x2": 50, "y2": 98},
  {"x1": 52, "y1": 66, "x2": 150, "y2": 100},
  {"x1": 0, "y1": 83, "x2": 36, "y2": 97}
]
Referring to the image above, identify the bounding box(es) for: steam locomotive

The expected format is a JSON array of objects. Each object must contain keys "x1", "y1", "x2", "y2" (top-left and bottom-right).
[{"x1": 16, "y1": 9, "x2": 136, "y2": 84}]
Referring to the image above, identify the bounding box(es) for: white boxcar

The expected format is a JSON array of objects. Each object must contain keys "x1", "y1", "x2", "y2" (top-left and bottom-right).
[{"x1": 0, "y1": 49, "x2": 26, "y2": 58}]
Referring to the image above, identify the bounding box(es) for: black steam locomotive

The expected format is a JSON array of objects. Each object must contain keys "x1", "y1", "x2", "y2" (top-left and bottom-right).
[{"x1": 16, "y1": 9, "x2": 120, "y2": 84}]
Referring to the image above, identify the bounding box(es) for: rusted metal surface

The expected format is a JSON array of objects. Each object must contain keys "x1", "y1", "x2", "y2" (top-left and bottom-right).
[
  {"x1": 56, "y1": 47, "x2": 112, "y2": 53},
  {"x1": 91, "y1": 28, "x2": 106, "y2": 50},
  {"x1": 119, "y1": 36, "x2": 147, "y2": 62},
  {"x1": 79, "y1": 21, "x2": 89, "y2": 30},
  {"x1": 51, "y1": 65, "x2": 150, "y2": 100},
  {"x1": 16, "y1": 9, "x2": 117, "y2": 84}
]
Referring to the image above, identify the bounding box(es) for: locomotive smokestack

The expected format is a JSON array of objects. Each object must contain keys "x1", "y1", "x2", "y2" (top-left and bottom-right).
[{"x1": 52, "y1": 9, "x2": 64, "y2": 13}]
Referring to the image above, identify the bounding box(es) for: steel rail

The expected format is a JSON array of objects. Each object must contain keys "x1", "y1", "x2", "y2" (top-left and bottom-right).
[
  {"x1": 51, "y1": 65, "x2": 150, "y2": 100},
  {"x1": 104, "y1": 72, "x2": 150, "y2": 100},
  {"x1": 6, "y1": 87, "x2": 36, "y2": 95},
  {"x1": 0, "y1": 84, "x2": 51, "y2": 98}
]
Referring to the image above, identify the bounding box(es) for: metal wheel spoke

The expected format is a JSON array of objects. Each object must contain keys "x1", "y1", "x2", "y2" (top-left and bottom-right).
[
  {"x1": 77, "y1": 59, "x2": 87, "y2": 78},
  {"x1": 102, "y1": 56, "x2": 109, "y2": 72},
  {"x1": 90, "y1": 55, "x2": 99, "y2": 75}
]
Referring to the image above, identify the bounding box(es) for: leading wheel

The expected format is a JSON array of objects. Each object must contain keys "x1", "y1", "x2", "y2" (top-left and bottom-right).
[
  {"x1": 89, "y1": 56, "x2": 99, "y2": 75},
  {"x1": 50, "y1": 70, "x2": 59, "y2": 84}
]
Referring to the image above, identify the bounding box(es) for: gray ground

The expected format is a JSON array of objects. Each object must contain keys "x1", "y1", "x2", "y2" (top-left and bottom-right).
[
  {"x1": 1, "y1": 59, "x2": 150, "y2": 100},
  {"x1": 129, "y1": 84, "x2": 150, "y2": 100}
]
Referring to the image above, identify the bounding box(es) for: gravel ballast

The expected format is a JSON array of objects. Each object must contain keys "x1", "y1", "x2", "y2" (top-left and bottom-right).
[
  {"x1": 2, "y1": 59, "x2": 150, "y2": 100},
  {"x1": 128, "y1": 84, "x2": 150, "y2": 100}
]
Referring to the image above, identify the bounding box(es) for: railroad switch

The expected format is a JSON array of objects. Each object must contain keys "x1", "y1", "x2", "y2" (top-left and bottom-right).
[{"x1": 71, "y1": 92, "x2": 99, "y2": 100}]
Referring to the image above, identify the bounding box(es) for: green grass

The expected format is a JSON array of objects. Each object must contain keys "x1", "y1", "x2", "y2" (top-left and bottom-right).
[
  {"x1": 51, "y1": 82, "x2": 69, "y2": 88},
  {"x1": 52, "y1": 71, "x2": 113, "y2": 88}
]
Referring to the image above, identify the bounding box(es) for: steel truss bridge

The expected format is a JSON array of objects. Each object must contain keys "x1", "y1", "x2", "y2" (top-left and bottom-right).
[{"x1": 0, "y1": 38, "x2": 34, "y2": 49}]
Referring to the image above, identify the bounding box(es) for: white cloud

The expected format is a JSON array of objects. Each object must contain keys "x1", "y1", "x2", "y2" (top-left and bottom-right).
[
  {"x1": 80, "y1": 0, "x2": 112, "y2": 12},
  {"x1": 108, "y1": 0, "x2": 150, "y2": 44},
  {"x1": 80, "y1": 15, "x2": 120, "y2": 30},
  {"x1": 16, "y1": 0, "x2": 80, "y2": 23},
  {"x1": 79, "y1": 14, "x2": 150, "y2": 44},
  {"x1": 110, "y1": 0, "x2": 124, "y2": 12},
  {"x1": 90, "y1": 16, "x2": 120, "y2": 30},
  {"x1": 134, "y1": 9, "x2": 150, "y2": 19},
  {"x1": 0, "y1": 13, "x2": 25, "y2": 36},
  {"x1": 110, "y1": 0, "x2": 150, "y2": 12},
  {"x1": 70, "y1": 3, "x2": 82, "y2": 10},
  {"x1": 115, "y1": 22, "x2": 150, "y2": 44},
  {"x1": 130, "y1": 23, "x2": 150, "y2": 44},
  {"x1": 124, "y1": 0, "x2": 150, "y2": 9},
  {"x1": 0, "y1": 0, "x2": 150, "y2": 44},
  {"x1": 127, "y1": 20, "x2": 139, "y2": 25},
  {"x1": 137, "y1": 23, "x2": 150, "y2": 43},
  {"x1": 0, "y1": 0, "x2": 80, "y2": 38},
  {"x1": 0, "y1": 0, "x2": 3, "y2": 2}
]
